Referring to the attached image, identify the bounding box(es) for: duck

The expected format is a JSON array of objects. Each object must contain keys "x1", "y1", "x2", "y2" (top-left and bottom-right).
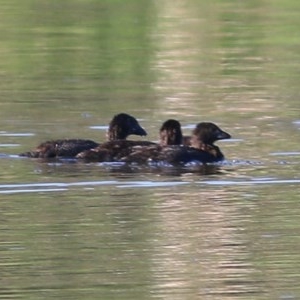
[
  {"x1": 19, "y1": 113, "x2": 147, "y2": 158},
  {"x1": 160, "y1": 119, "x2": 195, "y2": 146},
  {"x1": 76, "y1": 119, "x2": 183, "y2": 161},
  {"x1": 121, "y1": 122, "x2": 231, "y2": 165},
  {"x1": 159, "y1": 119, "x2": 183, "y2": 146}
]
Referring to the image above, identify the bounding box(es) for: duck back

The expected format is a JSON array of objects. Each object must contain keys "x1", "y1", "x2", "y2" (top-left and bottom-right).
[
  {"x1": 20, "y1": 139, "x2": 99, "y2": 158},
  {"x1": 76, "y1": 140, "x2": 156, "y2": 161},
  {"x1": 121, "y1": 144, "x2": 224, "y2": 165}
]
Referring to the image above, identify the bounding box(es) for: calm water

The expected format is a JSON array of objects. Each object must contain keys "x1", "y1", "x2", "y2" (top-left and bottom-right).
[{"x1": 1, "y1": 0, "x2": 300, "y2": 299}]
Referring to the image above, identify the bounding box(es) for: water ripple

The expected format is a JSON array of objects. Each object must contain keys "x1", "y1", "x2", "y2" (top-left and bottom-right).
[
  {"x1": 1, "y1": 176, "x2": 299, "y2": 194},
  {"x1": 269, "y1": 152, "x2": 300, "y2": 156},
  {"x1": 0, "y1": 180, "x2": 186, "y2": 194},
  {"x1": 0, "y1": 144, "x2": 20, "y2": 147},
  {"x1": 202, "y1": 178, "x2": 300, "y2": 186},
  {"x1": 117, "y1": 181, "x2": 188, "y2": 188},
  {"x1": 0, "y1": 188, "x2": 68, "y2": 194},
  {"x1": 0, "y1": 132, "x2": 35, "y2": 137},
  {"x1": 89, "y1": 125, "x2": 108, "y2": 130},
  {"x1": 0, "y1": 181, "x2": 118, "y2": 189}
]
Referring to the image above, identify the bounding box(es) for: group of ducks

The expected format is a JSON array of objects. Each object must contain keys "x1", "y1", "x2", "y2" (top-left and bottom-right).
[{"x1": 20, "y1": 113, "x2": 231, "y2": 165}]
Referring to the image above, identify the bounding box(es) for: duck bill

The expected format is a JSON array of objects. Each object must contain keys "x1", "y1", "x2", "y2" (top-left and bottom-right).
[
  {"x1": 217, "y1": 130, "x2": 231, "y2": 140},
  {"x1": 132, "y1": 126, "x2": 147, "y2": 137}
]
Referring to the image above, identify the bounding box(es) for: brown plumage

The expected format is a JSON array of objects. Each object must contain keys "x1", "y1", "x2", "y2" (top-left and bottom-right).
[
  {"x1": 76, "y1": 120, "x2": 231, "y2": 165},
  {"x1": 76, "y1": 119, "x2": 183, "y2": 161},
  {"x1": 159, "y1": 119, "x2": 183, "y2": 146},
  {"x1": 19, "y1": 113, "x2": 147, "y2": 158},
  {"x1": 121, "y1": 122, "x2": 231, "y2": 165}
]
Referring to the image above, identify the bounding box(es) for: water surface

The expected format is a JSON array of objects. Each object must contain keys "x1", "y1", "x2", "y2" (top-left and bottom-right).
[{"x1": 1, "y1": 1, "x2": 300, "y2": 299}]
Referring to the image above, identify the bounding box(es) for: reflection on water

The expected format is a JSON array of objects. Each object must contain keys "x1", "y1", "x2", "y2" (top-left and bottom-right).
[
  {"x1": 1, "y1": 0, "x2": 300, "y2": 299},
  {"x1": 1, "y1": 155, "x2": 300, "y2": 299},
  {"x1": 149, "y1": 188, "x2": 263, "y2": 298}
]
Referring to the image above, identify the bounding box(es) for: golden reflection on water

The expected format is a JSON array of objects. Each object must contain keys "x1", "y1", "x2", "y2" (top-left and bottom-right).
[
  {"x1": 152, "y1": 0, "x2": 210, "y2": 118},
  {"x1": 148, "y1": 187, "x2": 262, "y2": 298},
  {"x1": 151, "y1": 0, "x2": 283, "y2": 128}
]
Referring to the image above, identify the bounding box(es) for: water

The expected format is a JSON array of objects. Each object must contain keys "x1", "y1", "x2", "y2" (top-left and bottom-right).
[{"x1": 1, "y1": 0, "x2": 300, "y2": 299}]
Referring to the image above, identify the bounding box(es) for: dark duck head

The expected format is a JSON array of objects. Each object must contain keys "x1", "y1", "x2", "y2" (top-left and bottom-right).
[
  {"x1": 107, "y1": 113, "x2": 147, "y2": 140},
  {"x1": 190, "y1": 122, "x2": 231, "y2": 149},
  {"x1": 159, "y1": 119, "x2": 183, "y2": 146},
  {"x1": 20, "y1": 113, "x2": 147, "y2": 158}
]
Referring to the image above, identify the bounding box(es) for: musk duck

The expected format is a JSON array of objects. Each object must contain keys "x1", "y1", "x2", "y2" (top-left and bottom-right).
[
  {"x1": 19, "y1": 113, "x2": 147, "y2": 158},
  {"x1": 76, "y1": 119, "x2": 183, "y2": 161},
  {"x1": 121, "y1": 122, "x2": 231, "y2": 165}
]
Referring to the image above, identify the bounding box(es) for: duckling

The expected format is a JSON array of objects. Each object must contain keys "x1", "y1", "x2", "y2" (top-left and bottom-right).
[{"x1": 159, "y1": 119, "x2": 183, "y2": 146}]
